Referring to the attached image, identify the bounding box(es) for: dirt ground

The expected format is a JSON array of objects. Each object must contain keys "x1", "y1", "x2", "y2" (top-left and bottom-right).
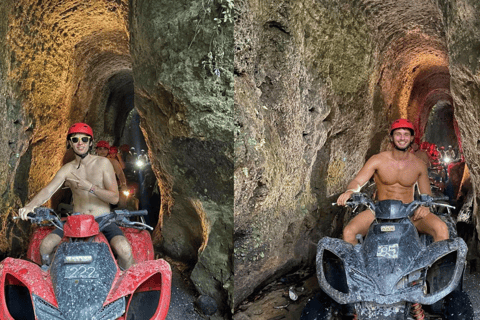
[{"x1": 233, "y1": 268, "x2": 480, "y2": 320}]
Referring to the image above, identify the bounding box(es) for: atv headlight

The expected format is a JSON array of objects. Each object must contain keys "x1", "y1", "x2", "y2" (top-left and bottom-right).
[
  {"x1": 395, "y1": 268, "x2": 427, "y2": 290},
  {"x1": 322, "y1": 249, "x2": 349, "y2": 294}
]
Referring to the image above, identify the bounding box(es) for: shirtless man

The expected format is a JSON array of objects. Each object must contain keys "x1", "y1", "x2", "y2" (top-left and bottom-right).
[
  {"x1": 412, "y1": 141, "x2": 431, "y2": 166},
  {"x1": 18, "y1": 123, "x2": 134, "y2": 270},
  {"x1": 337, "y1": 119, "x2": 449, "y2": 245},
  {"x1": 109, "y1": 146, "x2": 126, "y2": 169},
  {"x1": 95, "y1": 141, "x2": 127, "y2": 188}
]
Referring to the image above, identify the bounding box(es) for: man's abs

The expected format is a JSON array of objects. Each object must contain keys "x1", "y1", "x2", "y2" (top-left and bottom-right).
[
  {"x1": 71, "y1": 193, "x2": 111, "y2": 217},
  {"x1": 376, "y1": 183, "x2": 415, "y2": 203}
]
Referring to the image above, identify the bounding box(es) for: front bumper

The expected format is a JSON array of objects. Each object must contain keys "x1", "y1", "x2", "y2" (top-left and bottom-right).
[
  {"x1": 316, "y1": 237, "x2": 467, "y2": 305},
  {"x1": 32, "y1": 294, "x2": 125, "y2": 320}
]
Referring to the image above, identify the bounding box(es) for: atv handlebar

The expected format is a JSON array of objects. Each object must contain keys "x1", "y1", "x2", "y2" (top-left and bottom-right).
[
  {"x1": 97, "y1": 209, "x2": 154, "y2": 231},
  {"x1": 333, "y1": 193, "x2": 454, "y2": 217},
  {"x1": 14, "y1": 207, "x2": 153, "y2": 231},
  {"x1": 13, "y1": 207, "x2": 64, "y2": 230}
]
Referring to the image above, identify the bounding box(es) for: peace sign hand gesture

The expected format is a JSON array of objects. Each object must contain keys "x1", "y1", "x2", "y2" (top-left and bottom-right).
[{"x1": 66, "y1": 172, "x2": 93, "y2": 192}]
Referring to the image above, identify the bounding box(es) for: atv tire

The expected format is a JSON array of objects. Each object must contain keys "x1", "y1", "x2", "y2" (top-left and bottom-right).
[
  {"x1": 443, "y1": 290, "x2": 474, "y2": 320},
  {"x1": 300, "y1": 291, "x2": 343, "y2": 320}
]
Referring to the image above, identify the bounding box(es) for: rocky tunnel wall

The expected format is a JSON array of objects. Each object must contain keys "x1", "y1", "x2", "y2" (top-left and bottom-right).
[
  {"x1": 234, "y1": 0, "x2": 480, "y2": 307},
  {"x1": 0, "y1": 0, "x2": 132, "y2": 255},
  {"x1": 0, "y1": 0, "x2": 234, "y2": 315}
]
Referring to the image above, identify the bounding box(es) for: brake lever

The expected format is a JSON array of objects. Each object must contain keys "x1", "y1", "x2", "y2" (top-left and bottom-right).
[
  {"x1": 117, "y1": 217, "x2": 153, "y2": 230},
  {"x1": 130, "y1": 221, "x2": 154, "y2": 231},
  {"x1": 431, "y1": 202, "x2": 456, "y2": 209}
]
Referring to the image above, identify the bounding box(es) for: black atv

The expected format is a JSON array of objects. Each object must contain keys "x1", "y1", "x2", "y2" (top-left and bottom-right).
[{"x1": 302, "y1": 193, "x2": 473, "y2": 320}]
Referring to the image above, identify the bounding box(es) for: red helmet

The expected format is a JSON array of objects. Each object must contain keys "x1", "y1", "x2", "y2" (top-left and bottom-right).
[
  {"x1": 96, "y1": 140, "x2": 110, "y2": 149},
  {"x1": 68, "y1": 123, "x2": 93, "y2": 139},
  {"x1": 390, "y1": 119, "x2": 415, "y2": 135},
  {"x1": 439, "y1": 146, "x2": 445, "y2": 150},
  {"x1": 119, "y1": 144, "x2": 130, "y2": 152},
  {"x1": 109, "y1": 146, "x2": 118, "y2": 154}
]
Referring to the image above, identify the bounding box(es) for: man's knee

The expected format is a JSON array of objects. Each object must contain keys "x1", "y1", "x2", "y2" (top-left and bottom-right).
[
  {"x1": 343, "y1": 224, "x2": 356, "y2": 241},
  {"x1": 40, "y1": 233, "x2": 61, "y2": 255},
  {"x1": 435, "y1": 219, "x2": 450, "y2": 239},
  {"x1": 110, "y1": 235, "x2": 132, "y2": 258}
]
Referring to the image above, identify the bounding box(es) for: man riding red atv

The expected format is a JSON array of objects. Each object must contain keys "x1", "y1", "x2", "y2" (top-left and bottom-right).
[{"x1": 1, "y1": 208, "x2": 171, "y2": 319}]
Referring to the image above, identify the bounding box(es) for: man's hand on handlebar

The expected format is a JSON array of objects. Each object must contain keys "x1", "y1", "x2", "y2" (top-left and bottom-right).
[
  {"x1": 18, "y1": 205, "x2": 36, "y2": 220},
  {"x1": 412, "y1": 206, "x2": 430, "y2": 221},
  {"x1": 337, "y1": 190, "x2": 354, "y2": 206}
]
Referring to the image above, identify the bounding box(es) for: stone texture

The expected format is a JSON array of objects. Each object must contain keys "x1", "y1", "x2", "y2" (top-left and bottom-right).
[
  {"x1": 130, "y1": 0, "x2": 234, "y2": 314},
  {"x1": 437, "y1": 0, "x2": 480, "y2": 264}
]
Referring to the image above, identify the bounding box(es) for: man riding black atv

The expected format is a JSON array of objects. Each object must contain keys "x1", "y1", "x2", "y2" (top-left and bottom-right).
[
  {"x1": 303, "y1": 193, "x2": 473, "y2": 319},
  {"x1": 337, "y1": 119, "x2": 449, "y2": 246},
  {"x1": 301, "y1": 119, "x2": 473, "y2": 319}
]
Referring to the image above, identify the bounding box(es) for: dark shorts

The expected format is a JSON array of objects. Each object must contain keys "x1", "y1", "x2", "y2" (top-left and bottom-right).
[{"x1": 52, "y1": 217, "x2": 124, "y2": 242}]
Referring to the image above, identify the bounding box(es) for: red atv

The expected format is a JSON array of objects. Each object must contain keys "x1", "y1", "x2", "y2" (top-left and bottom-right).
[{"x1": 0, "y1": 208, "x2": 171, "y2": 319}]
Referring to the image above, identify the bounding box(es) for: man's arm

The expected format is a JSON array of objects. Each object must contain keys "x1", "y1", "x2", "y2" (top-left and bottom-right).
[
  {"x1": 417, "y1": 162, "x2": 433, "y2": 196},
  {"x1": 337, "y1": 155, "x2": 378, "y2": 206},
  {"x1": 115, "y1": 153, "x2": 126, "y2": 170},
  {"x1": 111, "y1": 159, "x2": 127, "y2": 187},
  {"x1": 18, "y1": 166, "x2": 68, "y2": 219},
  {"x1": 97, "y1": 158, "x2": 120, "y2": 205}
]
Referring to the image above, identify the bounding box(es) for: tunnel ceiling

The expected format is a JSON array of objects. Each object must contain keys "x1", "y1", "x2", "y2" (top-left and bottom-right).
[
  {"x1": 5, "y1": 0, "x2": 131, "y2": 195},
  {"x1": 378, "y1": 31, "x2": 451, "y2": 140}
]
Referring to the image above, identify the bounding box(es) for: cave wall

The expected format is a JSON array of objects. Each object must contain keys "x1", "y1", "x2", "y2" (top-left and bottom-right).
[
  {"x1": 234, "y1": 0, "x2": 377, "y2": 306},
  {"x1": 0, "y1": 0, "x2": 131, "y2": 257},
  {"x1": 234, "y1": 0, "x2": 464, "y2": 308},
  {"x1": 437, "y1": 0, "x2": 480, "y2": 256},
  {"x1": 0, "y1": 1, "x2": 32, "y2": 257},
  {"x1": 130, "y1": 0, "x2": 234, "y2": 313}
]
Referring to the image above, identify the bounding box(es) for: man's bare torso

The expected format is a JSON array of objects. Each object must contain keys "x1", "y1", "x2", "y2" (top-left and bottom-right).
[
  {"x1": 64, "y1": 155, "x2": 110, "y2": 216},
  {"x1": 373, "y1": 151, "x2": 425, "y2": 203}
]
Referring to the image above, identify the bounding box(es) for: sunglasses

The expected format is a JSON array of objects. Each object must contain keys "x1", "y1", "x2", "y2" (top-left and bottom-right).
[{"x1": 70, "y1": 137, "x2": 91, "y2": 143}]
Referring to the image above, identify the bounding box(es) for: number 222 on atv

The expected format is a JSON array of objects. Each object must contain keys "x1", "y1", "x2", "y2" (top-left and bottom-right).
[{"x1": 0, "y1": 208, "x2": 172, "y2": 320}]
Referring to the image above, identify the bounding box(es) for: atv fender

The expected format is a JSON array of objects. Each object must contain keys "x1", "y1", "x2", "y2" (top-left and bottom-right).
[
  {"x1": 0, "y1": 257, "x2": 57, "y2": 319},
  {"x1": 409, "y1": 238, "x2": 468, "y2": 305},
  {"x1": 120, "y1": 227, "x2": 155, "y2": 262},
  {"x1": 105, "y1": 259, "x2": 172, "y2": 319}
]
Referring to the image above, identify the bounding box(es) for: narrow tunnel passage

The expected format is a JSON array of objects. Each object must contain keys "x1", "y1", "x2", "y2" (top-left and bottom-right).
[{"x1": 1, "y1": 0, "x2": 234, "y2": 317}]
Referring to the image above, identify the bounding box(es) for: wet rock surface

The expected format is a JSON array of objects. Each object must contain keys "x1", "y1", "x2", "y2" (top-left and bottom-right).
[
  {"x1": 167, "y1": 264, "x2": 204, "y2": 320},
  {"x1": 168, "y1": 261, "x2": 228, "y2": 320}
]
